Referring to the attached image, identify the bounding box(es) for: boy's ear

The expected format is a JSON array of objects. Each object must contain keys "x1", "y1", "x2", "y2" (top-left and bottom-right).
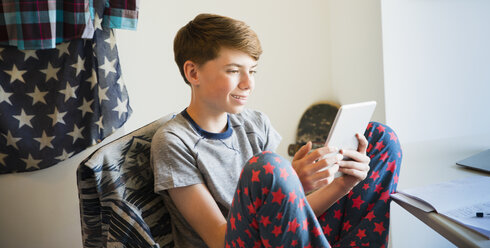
[{"x1": 183, "y1": 60, "x2": 199, "y2": 86}]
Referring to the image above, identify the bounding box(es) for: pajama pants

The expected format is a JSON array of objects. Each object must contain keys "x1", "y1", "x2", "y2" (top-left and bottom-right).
[{"x1": 224, "y1": 122, "x2": 402, "y2": 248}]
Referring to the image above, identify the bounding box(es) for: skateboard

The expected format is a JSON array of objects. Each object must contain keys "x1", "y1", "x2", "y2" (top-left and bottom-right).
[{"x1": 288, "y1": 102, "x2": 340, "y2": 156}]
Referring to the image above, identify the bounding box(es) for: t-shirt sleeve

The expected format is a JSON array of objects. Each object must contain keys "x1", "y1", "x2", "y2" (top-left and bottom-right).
[
  {"x1": 255, "y1": 110, "x2": 282, "y2": 152},
  {"x1": 151, "y1": 128, "x2": 204, "y2": 193}
]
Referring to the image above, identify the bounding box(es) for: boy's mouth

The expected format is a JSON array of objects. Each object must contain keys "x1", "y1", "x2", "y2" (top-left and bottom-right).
[{"x1": 231, "y1": 95, "x2": 247, "y2": 100}]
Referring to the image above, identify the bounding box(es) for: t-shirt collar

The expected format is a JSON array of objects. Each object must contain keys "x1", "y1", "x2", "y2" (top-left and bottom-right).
[{"x1": 181, "y1": 109, "x2": 233, "y2": 140}]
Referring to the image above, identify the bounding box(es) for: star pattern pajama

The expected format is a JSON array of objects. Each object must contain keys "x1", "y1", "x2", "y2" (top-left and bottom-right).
[{"x1": 224, "y1": 122, "x2": 402, "y2": 248}]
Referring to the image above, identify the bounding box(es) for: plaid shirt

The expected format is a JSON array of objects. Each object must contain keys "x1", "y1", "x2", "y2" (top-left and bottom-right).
[{"x1": 0, "y1": 0, "x2": 139, "y2": 50}]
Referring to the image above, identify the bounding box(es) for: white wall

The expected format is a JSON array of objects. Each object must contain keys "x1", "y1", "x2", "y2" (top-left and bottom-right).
[
  {"x1": 327, "y1": 0, "x2": 386, "y2": 123},
  {"x1": 382, "y1": 0, "x2": 490, "y2": 247},
  {"x1": 382, "y1": 0, "x2": 490, "y2": 144}
]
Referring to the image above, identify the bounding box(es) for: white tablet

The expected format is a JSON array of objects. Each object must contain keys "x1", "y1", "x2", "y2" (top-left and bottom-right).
[{"x1": 325, "y1": 101, "x2": 377, "y2": 151}]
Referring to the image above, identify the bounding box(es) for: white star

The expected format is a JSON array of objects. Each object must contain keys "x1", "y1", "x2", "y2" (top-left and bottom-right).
[
  {"x1": 27, "y1": 86, "x2": 48, "y2": 105},
  {"x1": 0, "y1": 87, "x2": 13, "y2": 105},
  {"x1": 13, "y1": 109, "x2": 35, "y2": 128},
  {"x1": 86, "y1": 69, "x2": 98, "y2": 90},
  {"x1": 99, "y1": 57, "x2": 117, "y2": 77},
  {"x1": 98, "y1": 86, "x2": 109, "y2": 102},
  {"x1": 94, "y1": 12, "x2": 103, "y2": 31},
  {"x1": 78, "y1": 98, "x2": 94, "y2": 117},
  {"x1": 2, "y1": 131, "x2": 21, "y2": 150},
  {"x1": 68, "y1": 124, "x2": 85, "y2": 144},
  {"x1": 22, "y1": 154, "x2": 42, "y2": 170},
  {"x1": 59, "y1": 82, "x2": 78, "y2": 102},
  {"x1": 95, "y1": 116, "x2": 103, "y2": 130},
  {"x1": 5, "y1": 64, "x2": 27, "y2": 84},
  {"x1": 34, "y1": 131, "x2": 55, "y2": 150},
  {"x1": 21, "y1": 50, "x2": 39, "y2": 61},
  {"x1": 71, "y1": 55, "x2": 86, "y2": 77},
  {"x1": 0, "y1": 153, "x2": 7, "y2": 166},
  {"x1": 105, "y1": 30, "x2": 117, "y2": 50},
  {"x1": 116, "y1": 76, "x2": 124, "y2": 90},
  {"x1": 47, "y1": 107, "x2": 67, "y2": 126},
  {"x1": 112, "y1": 98, "x2": 128, "y2": 119},
  {"x1": 41, "y1": 62, "x2": 60, "y2": 82},
  {"x1": 57, "y1": 42, "x2": 70, "y2": 58},
  {"x1": 55, "y1": 149, "x2": 74, "y2": 161}
]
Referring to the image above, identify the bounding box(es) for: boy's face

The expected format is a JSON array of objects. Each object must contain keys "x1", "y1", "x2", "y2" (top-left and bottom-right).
[{"x1": 193, "y1": 47, "x2": 257, "y2": 115}]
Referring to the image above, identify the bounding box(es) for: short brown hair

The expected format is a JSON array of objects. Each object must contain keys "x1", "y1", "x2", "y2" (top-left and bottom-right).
[{"x1": 174, "y1": 13, "x2": 262, "y2": 85}]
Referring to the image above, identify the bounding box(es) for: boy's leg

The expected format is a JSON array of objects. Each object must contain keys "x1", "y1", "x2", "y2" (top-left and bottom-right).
[
  {"x1": 225, "y1": 151, "x2": 331, "y2": 248},
  {"x1": 317, "y1": 122, "x2": 402, "y2": 247}
]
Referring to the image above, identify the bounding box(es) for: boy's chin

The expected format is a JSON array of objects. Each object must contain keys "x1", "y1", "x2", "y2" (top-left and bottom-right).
[{"x1": 228, "y1": 106, "x2": 246, "y2": 114}]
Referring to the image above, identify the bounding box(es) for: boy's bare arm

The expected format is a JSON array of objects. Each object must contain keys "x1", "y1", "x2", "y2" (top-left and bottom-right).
[{"x1": 168, "y1": 184, "x2": 227, "y2": 248}]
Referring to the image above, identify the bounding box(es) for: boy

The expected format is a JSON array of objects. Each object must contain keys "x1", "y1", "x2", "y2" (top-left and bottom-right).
[{"x1": 151, "y1": 13, "x2": 401, "y2": 248}]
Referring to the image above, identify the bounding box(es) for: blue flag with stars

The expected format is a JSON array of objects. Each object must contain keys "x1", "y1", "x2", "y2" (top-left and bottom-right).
[{"x1": 0, "y1": 18, "x2": 132, "y2": 173}]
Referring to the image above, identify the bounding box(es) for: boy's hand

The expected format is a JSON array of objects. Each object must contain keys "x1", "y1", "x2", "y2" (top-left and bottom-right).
[
  {"x1": 292, "y1": 142, "x2": 342, "y2": 193},
  {"x1": 333, "y1": 133, "x2": 370, "y2": 192}
]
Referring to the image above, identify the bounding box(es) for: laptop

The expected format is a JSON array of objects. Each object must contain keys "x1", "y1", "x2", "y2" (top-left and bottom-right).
[{"x1": 456, "y1": 149, "x2": 490, "y2": 173}]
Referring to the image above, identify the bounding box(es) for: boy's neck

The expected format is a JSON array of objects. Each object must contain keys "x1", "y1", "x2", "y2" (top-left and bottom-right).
[{"x1": 186, "y1": 105, "x2": 229, "y2": 133}]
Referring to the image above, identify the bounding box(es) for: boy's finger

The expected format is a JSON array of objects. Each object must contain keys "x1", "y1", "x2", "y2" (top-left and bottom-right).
[
  {"x1": 293, "y1": 141, "x2": 312, "y2": 161},
  {"x1": 357, "y1": 133, "x2": 368, "y2": 154},
  {"x1": 340, "y1": 149, "x2": 370, "y2": 163}
]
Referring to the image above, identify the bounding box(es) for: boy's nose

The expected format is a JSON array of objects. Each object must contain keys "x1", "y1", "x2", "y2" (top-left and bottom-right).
[{"x1": 239, "y1": 73, "x2": 254, "y2": 90}]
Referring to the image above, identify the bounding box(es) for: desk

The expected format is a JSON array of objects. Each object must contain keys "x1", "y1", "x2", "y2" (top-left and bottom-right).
[{"x1": 390, "y1": 134, "x2": 490, "y2": 248}]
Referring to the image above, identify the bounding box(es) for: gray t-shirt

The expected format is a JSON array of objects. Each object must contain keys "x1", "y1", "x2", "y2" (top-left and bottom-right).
[{"x1": 151, "y1": 108, "x2": 281, "y2": 248}]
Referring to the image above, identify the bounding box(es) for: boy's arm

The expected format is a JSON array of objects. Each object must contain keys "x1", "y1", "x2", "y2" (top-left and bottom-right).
[{"x1": 168, "y1": 184, "x2": 227, "y2": 248}]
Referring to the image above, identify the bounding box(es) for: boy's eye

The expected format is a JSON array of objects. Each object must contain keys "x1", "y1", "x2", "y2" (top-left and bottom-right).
[
  {"x1": 227, "y1": 70, "x2": 240, "y2": 74},
  {"x1": 249, "y1": 70, "x2": 257, "y2": 75}
]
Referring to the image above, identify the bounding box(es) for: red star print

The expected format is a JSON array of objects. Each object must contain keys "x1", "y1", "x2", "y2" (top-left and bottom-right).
[
  {"x1": 260, "y1": 216, "x2": 271, "y2": 227},
  {"x1": 247, "y1": 203, "x2": 256, "y2": 214},
  {"x1": 376, "y1": 125, "x2": 386, "y2": 133},
  {"x1": 276, "y1": 212, "x2": 283, "y2": 220},
  {"x1": 263, "y1": 162, "x2": 275, "y2": 174},
  {"x1": 367, "y1": 143, "x2": 373, "y2": 153},
  {"x1": 262, "y1": 187, "x2": 269, "y2": 195},
  {"x1": 362, "y1": 242, "x2": 370, "y2": 247},
  {"x1": 374, "y1": 222, "x2": 386, "y2": 235},
  {"x1": 272, "y1": 225, "x2": 282, "y2": 237},
  {"x1": 323, "y1": 224, "x2": 333, "y2": 235},
  {"x1": 366, "y1": 211, "x2": 375, "y2": 221},
  {"x1": 226, "y1": 243, "x2": 231, "y2": 248},
  {"x1": 342, "y1": 220, "x2": 352, "y2": 231},
  {"x1": 253, "y1": 241, "x2": 261, "y2": 248},
  {"x1": 251, "y1": 169, "x2": 261, "y2": 182},
  {"x1": 271, "y1": 188, "x2": 286, "y2": 204},
  {"x1": 380, "y1": 190, "x2": 390, "y2": 203},
  {"x1": 379, "y1": 152, "x2": 389, "y2": 162},
  {"x1": 244, "y1": 187, "x2": 249, "y2": 195},
  {"x1": 394, "y1": 173, "x2": 399, "y2": 184},
  {"x1": 375, "y1": 141, "x2": 385, "y2": 151},
  {"x1": 254, "y1": 197, "x2": 262, "y2": 209},
  {"x1": 313, "y1": 227, "x2": 322, "y2": 237},
  {"x1": 386, "y1": 160, "x2": 396, "y2": 173},
  {"x1": 334, "y1": 209, "x2": 342, "y2": 220},
  {"x1": 249, "y1": 156, "x2": 259, "y2": 164},
  {"x1": 352, "y1": 195, "x2": 365, "y2": 209},
  {"x1": 279, "y1": 168, "x2": 289, "y2": 180},
  {"x1": 398, "y1": 151, "x2": 401, "y2": 158},
  {"x1": 367, "y1": 122, "x2": 373, "y2": 130},
  {"x1": 288, "y1": 218, "x2": 300, "y2": 234},
  {"x1": 245, "y1": 229, "x2": 252, "y2": 238},
  {"x1": 350, "y1": 241, "x2": 356, "y2": 246},
  {"x1": 250, "y1": 219, "x2": 259, "y2": 230},
  {"x1": 237, "y1": 212, "x2": 242, "y2": 221},
  {"x1": 237, "y1": 237, "x2": 245, "y2": 248},
  {"x1": 291, "y1": 240, "x2": 298, "y2": 246},
  {"x1": 389, "y1": 131, "x2": 398, "y2": 142},
  {"x1": 385, "y1": 212, "x2": 390, "y2": 219},
  {"x1": 230, "y1": 215, "x2": 236, "y2": 230},
  {"x1": 288, "y1": 190, "x2": 297, "y2": 204},
  {"x1": 367, "y1": 203, "x2": 375, "y2": 211},
  {"x1": 302, "y1": 219, "x2": 309, "y2": 230},
  {"x1": 298, "y1": 198, "x2": 305, "y2": 210},
  {"x1": 348, "y1": 190, "x2": 354, "y2": 199},
  {"x1": 319, "y1": 212, "x2": 326, "y2": 222},
  {"x1": 374, "y1": 184, "x2": 383, "y2": 193},
  {"x1": 274, "y1": 157, "x2": 281, "y2": 163},
  {"x1": 262, "y1": 150, "x2": 272, "y2": 154},
  {"x1": 370, "y1": 171, "x2": 380, "y2": 181},
  {"x1": 304, "y1": 243, "x2": 312, "y2": 248},
  {"x1": 356, "y1": 229, "x2": 366, "y2": 239},
  {"x1": 363, "y1": 183, "x2": 370, "y2": 190}
]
